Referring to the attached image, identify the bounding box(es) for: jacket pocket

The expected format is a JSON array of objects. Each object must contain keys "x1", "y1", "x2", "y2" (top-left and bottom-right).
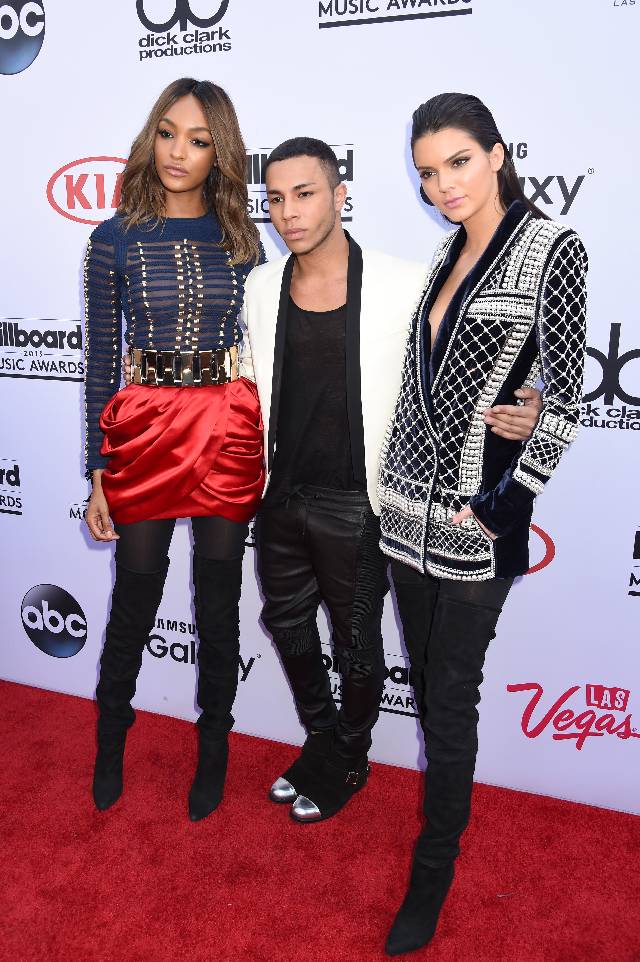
[{"x1": 428, "y1": 494, "x2": 494, "y2": 562}]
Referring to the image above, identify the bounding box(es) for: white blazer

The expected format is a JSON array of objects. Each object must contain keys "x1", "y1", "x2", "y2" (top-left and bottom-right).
[{"x1": 239, "y1": 240, "x2": 428, "y2": 515}]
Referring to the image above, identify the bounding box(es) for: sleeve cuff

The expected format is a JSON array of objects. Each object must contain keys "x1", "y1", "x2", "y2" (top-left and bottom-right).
[{"x1": 469, "y1": 472, "x2": 534, "y2": 538}]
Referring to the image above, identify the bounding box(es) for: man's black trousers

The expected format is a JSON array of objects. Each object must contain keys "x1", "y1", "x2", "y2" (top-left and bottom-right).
[{"x1": 256, "y1": 485, "x2": 389, "y2": 761}]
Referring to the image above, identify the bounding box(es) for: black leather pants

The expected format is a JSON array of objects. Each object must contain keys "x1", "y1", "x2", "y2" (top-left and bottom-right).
[
  {"x1": 391, "y1": 559, "x2": 513, "y2": 866},
  {"x1": 257, "y1": 486, "x2": 389, "y2": 760}
]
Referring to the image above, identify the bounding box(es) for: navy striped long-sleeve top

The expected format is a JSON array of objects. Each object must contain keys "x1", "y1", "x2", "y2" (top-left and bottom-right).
[{"x1": 83, "y1": 212, "x2": 261, "y2": 474}]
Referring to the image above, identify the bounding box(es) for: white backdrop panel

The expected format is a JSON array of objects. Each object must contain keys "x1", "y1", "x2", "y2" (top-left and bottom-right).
[{"x1": 1, "y1": 0, "x2": 638, "y2": 815}]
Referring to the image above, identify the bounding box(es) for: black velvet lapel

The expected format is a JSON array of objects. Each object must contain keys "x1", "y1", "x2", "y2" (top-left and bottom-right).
[
  {"x1": 267, "y1": 254, "x2": 295, "y2": 471},
  {"x1": 429, "y1": 201, "x2": 530, "y2": 390},
  {"x1": 344, "y1": 233, "x2": 366, "y2": 486}
]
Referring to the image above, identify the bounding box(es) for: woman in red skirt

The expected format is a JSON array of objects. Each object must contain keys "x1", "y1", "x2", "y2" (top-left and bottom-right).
[{"x1": 84, "y1": 78, "x2": 264, "y2": 819}]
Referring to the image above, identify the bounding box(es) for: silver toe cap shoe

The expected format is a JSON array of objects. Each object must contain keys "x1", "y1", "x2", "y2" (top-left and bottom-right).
[
  {"x1": 290, "y1": 795, "x2": 322, "y2": 822},
  {"x1": 269, "y1": 777, "x2": 297, "y2": 803}
]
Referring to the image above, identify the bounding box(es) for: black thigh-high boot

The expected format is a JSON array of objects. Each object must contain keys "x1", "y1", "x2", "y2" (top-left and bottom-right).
[
  {"x1": 189, "y1": 554, "x2": 243, "y2": 822},
  {"x1": 385, "y1": 758, "x2": 475, "y2": 955},
  {"x1": 93, "y1": 559, "x2": 169, "y2": 811},
  {"x1": 386, "y1": 572, "x2": 510, "y2": 956}
]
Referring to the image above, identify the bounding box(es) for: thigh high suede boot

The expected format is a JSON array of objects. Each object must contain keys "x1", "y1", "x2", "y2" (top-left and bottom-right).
[
  {"x1": 385, "y1": 757, "x2": 475, "y2": 955},
  {"x1": 189, "y1": 554, "x2": 244, "y2": 822},
  {"x1": 268, "y1": 619, "x2": 338, "y2": 804},
  {"x1": 93, "y1": 559, "x2": 169, "y2": 811}
]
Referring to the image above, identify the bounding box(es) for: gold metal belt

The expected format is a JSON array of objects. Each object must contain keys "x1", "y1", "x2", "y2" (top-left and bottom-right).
[{"x1": 129, "y1": 346, "x2": 239, "y2": 387}]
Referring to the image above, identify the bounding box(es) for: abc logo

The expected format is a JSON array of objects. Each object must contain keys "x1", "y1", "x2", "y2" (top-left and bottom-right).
[
  {"x1": 21, "y1": 584, "x2": 87, "y2": 658},
  {"x1": 0, "y1": 1, "x2": 45, "y2": 76}
]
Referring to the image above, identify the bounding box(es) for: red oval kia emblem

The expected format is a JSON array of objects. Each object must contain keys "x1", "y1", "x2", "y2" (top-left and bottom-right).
[
  {"x1": 526, "y1": 524, "x2": 556, "y2": 575},
  {"x1": 46, "y1": 156, "x2": 128, "y2": 226}
]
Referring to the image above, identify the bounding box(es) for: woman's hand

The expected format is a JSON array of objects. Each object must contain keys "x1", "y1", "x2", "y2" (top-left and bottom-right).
[
  {"x1": 450, "y1": 505, "x2": 497, "y2": 541},
  {"x1": 85, "y1": 471, "x2": 119, "y2": 542},
  {"x1": 122, "y1": 353, "x2": 132, "y2": 386},
  {"x1": 483, "y1": 387, "x2": 542, "y2": 441}
]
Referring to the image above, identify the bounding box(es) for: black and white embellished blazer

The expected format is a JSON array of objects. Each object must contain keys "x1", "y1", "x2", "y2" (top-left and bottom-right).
[{"x1": 378, "y1": 201, "x2": 588, "y2": 580}]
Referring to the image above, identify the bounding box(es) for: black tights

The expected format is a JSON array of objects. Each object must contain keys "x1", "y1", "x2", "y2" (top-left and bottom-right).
[{"x1": 115, "y1": 516, "x2": 248, "y2": 573}]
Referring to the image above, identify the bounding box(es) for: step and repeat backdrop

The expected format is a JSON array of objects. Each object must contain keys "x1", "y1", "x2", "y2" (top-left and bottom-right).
[{"x1": 1, "y1": 0, "x2": 638, "y2": 814}]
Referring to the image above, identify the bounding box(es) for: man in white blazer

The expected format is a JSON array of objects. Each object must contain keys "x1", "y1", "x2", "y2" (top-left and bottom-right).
[{"x1": 241, "y1": 138, "x2": 541, "y2": 824}]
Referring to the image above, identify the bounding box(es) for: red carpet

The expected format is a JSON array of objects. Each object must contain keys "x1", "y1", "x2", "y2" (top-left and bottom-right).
[{"x1": 2, "y1": 680, "x2": 639, "y2": 962}]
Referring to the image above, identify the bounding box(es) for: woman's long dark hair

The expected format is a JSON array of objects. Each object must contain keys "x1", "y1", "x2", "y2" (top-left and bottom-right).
[
  {"x1": 411, "y1": 92, "x2": 548, "y2": 219},
  {"x1": 118, "y1": 78, "x2": 260, "y2": 264}
]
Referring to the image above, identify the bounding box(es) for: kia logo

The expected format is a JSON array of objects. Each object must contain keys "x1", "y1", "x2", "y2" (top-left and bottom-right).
[
  {"x1": 46, "y1": 156, "x2": 127, "y2": 226},
  {"x1": 136, "y1": 0, "x2": 228, "y2": 32},
  {"x1": 0, "y1": 1, "x2": 45, "y2": 75},
  {"x1": 21, "y1": 584, "x2": 87, "y2": 658},
  {"x1": 525, "y1": 524, "x2": 555, "y2": 575}
]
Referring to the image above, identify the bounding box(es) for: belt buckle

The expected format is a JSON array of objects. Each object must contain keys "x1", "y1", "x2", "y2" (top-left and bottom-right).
[
  {"x1": 180, "y1": 350, "x2": 194, "y2": 387},
  {"x1": 143, "y1": 349, "x2": 157, "y2": 386},
  {"x1": 158, "y1": 350, "x2": 175, "y2": 386},
  {"x1": 130, "y1": 348, "x2": 143, "y2": 385},
  {"x1": 215, "y1": 348, "x2": 229, "y2": 385},
  {"x1": 199, "y1": 350, "x2": 213, "y2": 386}
]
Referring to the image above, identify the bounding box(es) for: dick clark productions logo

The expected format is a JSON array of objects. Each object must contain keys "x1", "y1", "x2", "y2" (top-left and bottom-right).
[
  {"x1": 0, "y1": 1, "x2": 45, "y2": 75},
  {"x1": 135, "y1": 0, "x2": 231, "y2": 61},
  {"x1": 21, "y1": 585, "x2": 87, "y2": 658}
]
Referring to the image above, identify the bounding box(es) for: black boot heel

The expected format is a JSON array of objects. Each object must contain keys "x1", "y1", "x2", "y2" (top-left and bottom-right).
[
  {"x1": 385, "y1": 862, "x2": 455, "y2": 956},
  {"x1": 92, "y1": 731, "x2": 127, "y2": 811},
  {"x1": 188, "y1": 736, "x2": 229, "y2": 822}
]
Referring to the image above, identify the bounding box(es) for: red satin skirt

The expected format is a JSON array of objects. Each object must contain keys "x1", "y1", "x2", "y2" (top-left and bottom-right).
[{"x1": 99, "y1": 378, "x2": 264, "y2": 525}]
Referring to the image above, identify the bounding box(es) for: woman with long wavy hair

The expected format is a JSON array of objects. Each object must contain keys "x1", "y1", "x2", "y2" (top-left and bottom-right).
[
  {"x1": 84, "y1": 78, "x2": 264, "y2": 821},
  {"x1": 378, "y1": 92, "x2": 587, "y2": 954}
]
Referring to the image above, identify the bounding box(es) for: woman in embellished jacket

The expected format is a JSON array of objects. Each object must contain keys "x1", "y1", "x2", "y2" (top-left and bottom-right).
[
  {"x1": 83, "y1": 79, "x2": 264, "y2": 820},
  {"x1": 378, "y1": 94, "x2": 588, "y2": 956}
]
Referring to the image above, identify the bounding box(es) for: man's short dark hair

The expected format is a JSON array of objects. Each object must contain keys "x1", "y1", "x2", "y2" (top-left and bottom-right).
[{"x1": 263, "y1": 137, "x2": 341, "y2": 189}]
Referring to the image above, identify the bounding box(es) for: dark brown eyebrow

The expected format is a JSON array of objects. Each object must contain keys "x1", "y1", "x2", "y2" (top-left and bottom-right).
[
  {"x1": 417, "y1": 149, "x2": 471, "y2": 171},
  {"x1": 266, "y1": 181, "x2": 317, "y2": 195},
  {"x1": 159, "y1": 117, "x2": 211, "y2": 134}
]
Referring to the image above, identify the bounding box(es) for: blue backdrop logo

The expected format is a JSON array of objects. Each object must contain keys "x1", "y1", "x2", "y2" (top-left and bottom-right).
[
  {"x1": 0, "y1": 1, "x2": 45, "y2": 75},
  {"x1": 21, "y1": 584, "x2": 87, "y2": 658}
]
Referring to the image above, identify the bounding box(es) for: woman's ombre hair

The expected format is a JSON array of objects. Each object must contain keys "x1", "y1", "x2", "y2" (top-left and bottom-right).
[{"x1": 117, "y1": 77, "x2": 260, "y2": 264}]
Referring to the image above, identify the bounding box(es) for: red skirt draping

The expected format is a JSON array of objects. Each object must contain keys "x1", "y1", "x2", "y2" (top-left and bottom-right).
[{"x1": 99, "y1": 378, "x2": 264, "y2": 525}]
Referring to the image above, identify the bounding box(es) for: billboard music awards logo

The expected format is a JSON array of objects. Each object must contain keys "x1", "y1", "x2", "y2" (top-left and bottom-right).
[
  {"x1": 246, "y1": 145, "x2": 355, "y2": 224},
  {"x1": 322, "y1": 643, "x2": 418, "y2": 717},
  {"x1": 0, "y1": 459, "x2": 22, "y2": 516},
  {"x1": 47, "y1": 157, "x2": 127, "y2": 226},
  {"x1": 0, "y1": 318, "x2": 83, "y2": 381},
  {"x1": 21, "y1": 584, "x2": 88, "y2": 658},
  {"x1": 0, "y1": 1, "x2": 45, "y2": 75},
  {"x1": 318, "y1": 0, "x2": 472, "y2": 29},
  {"x1": 581, "y1": 323, "x2": 640, "y2": 433},
  {"x1": 507, "y1": 682, "x2": 640, "y2": 751},
  {"x1": 136, "y1": 0, "x2": 231, "y2": 62},
  {"x1": 148, "y1": 614, "x2": 258, "y2": 680}
]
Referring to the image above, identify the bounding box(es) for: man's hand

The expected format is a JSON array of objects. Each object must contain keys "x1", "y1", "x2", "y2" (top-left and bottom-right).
[
  {"x1": 451, "y1": 505, "x2": 497, "y2": 540},
  {"x1": 122, "y1": 353, "x2": 132, "y2": 386},
  {"x1": 484, "y1": 387, "x2": 542, "y2": 441}
]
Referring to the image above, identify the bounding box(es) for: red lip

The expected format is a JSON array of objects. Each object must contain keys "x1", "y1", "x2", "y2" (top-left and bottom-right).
[
  {"x1": 164, "y1": 165, "x2": 188, "y2": 177},
  {"x1": 443, "y1": 196, "x2": 465, "y2": 208}
]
